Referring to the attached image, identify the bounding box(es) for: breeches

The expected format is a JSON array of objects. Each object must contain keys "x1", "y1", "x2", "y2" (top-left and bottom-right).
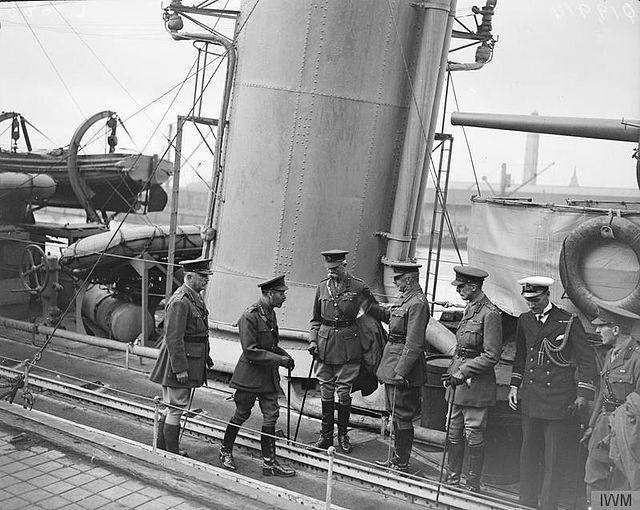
[
  {"x1": 232, "y1": 390, "x2": 280, "y2": 427},
  {"x1": 385, "y1": 384, "x2": 421, "y2": 430},
  {"x1": 447, "y1": 404, "x2": 489, "y2": 446},
  {"x1": 161, "y1": 386, "x2": 192, "y2": 425},
  {"x1": 315, "y1": 362, "x2": 360, "y2": 405}
]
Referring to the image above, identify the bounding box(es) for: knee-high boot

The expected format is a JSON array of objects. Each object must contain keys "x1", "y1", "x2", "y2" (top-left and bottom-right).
[
  {"x1": 155, "y1": 414, "x2": 167, "y2": 450},
  {"x1": 444, "y1": 440, "x2": 465, "y2": 486},
  {"x1": 261, "y1": 426, "x2": 296, "y2": 477},
  {"x1": 393, "y1": 428, "x2": 413, "y2": 469},
  {"x1": 465, "y1": 442, "x2": 485, "y2": 492},
  {"x1": 163, "y1": 422, "x2": 185, "y2": 455},
  {"x1": 337, "y1": 403, "x2": 352, "y2": 454},
  {"x1": 219, "y1": 418, "x2": 241, "y2": 471},
  {"x1": 311, "y1": 400, "x2": 334, "y2": 449}
]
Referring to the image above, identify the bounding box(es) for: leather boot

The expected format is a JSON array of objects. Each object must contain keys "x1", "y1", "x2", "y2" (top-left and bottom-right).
[
  {"x1": 311, "y1": 400, "x2": 334, "y2": 450},
  {"x1": 337, "y1": 403, "x2": 352, "y2": 454},
  {"x1": 444, "y1": 440, "x2": 464, "y2": 485},
  {"x1": 155, "y1": 415, "x2": 167, "y2": 450},
  {"x1": 464, "y1": 443, "x2": 485, "y2": 492},
  {"x1": 163, "y1": 423, "x2": 187, "y2": 456},
  {"x1": 219, "y1": 420, "x2": 241, "y2": 471},
  {"x1": 376, "y1": 429, "x2": 411, "y2": 472},
  {"x1": 261, "y1": 426, "x2": 296, "y2": 477}
]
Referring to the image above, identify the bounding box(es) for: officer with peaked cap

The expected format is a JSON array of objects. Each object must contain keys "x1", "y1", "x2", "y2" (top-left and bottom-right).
[
  {"x1": 308, "y1": 249, "x2": 376, "y2": 453},
  {"x1": 508, "y1": 276, "x2": 596, "y2": 510},
  {"x1": 368, "y1": 261, "x2": 429, "y2": 472},
  {"x1": 583, "y1": 302, "x2": 640, "y2": 498},
  {"x1": 441, "y1": 266, "x2": 502, "y2": 491},
  {"x1": 219, "y1": 275, "x2": 296, "y2": 477},
  {"x1": 150, "y1": 257, "x2": 213, "y2": 455}
]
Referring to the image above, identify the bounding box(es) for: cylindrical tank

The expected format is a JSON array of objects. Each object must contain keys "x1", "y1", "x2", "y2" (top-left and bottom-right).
[
  {"x1": 421, "y1": 354, "x2": 452, "y2": 431},
  {"x1": 82, "y1": 284, "x2": 154, "y2": 343},
  {"x1": 208, "y1": 0, "x2": 455, "y2": 331}
]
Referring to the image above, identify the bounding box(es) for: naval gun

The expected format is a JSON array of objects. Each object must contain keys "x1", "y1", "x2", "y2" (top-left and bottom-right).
[{"x1": 451, "y1": 111, "x2": 640, "y2": 187}]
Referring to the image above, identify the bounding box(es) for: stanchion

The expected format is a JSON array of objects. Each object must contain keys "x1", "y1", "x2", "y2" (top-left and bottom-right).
[
  {"x1": 325, "y1": 446, "x2": 336, "y2": 510},
  {"x1": 287, "y1": 368, "x2": 292, "y2": 443}
]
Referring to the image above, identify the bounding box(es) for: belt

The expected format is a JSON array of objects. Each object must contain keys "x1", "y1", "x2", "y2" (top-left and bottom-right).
[
  {"x1": 456, "y1": 346, "x2": 482, "y2": 359},
  {"x1": 184, "y1": 335, "x2": 208, "y2": 343},
  {"x1": 388, "y1": 334, "x2": 406, "y2": 344},
  {"x1": 321, "y1": 318, "x2": 355, "y2": 328}
]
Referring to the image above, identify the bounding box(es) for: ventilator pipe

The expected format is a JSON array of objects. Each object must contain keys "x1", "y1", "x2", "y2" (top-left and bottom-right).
[
  {"x1": 383, "y1": 0, "x2": 455, "y2": 299},
  {"x1": 165, "y1": 22, "x2": 237, "y2": 258}
]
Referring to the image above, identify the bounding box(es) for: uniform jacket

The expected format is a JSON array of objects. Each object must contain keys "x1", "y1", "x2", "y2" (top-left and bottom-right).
[
  {"x1": 586, "y1": 337, "x2": 640, "y2": 479},
  {"x1": 309, "y1": 275, "x2": 375, "y2": 365},
  {"x1": 445, "y1": 292, "x2": 502, "y2": 407},
  {"x1": 150, "y1": 284, "x2": 210, "y2": 388},
  {"x1": 610, "y1": 391, "x2": 640, "y2": 490},
  {"x1": 230, "y1": 302, "x2": 289, "y2": 394},
  {"x1": 369, "y1": 286, "x2": 430, "y2": 387},
  {"x1": 510, "y1": 304, "x2": 596, "y2": 419}
]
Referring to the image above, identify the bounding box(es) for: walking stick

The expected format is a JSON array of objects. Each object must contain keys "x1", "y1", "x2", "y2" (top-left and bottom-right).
[
  {"x1": 294, "y1": 357, "x2": 315, "y2": 442},
  {"x1": 436, "y1": 384, "x2": 456, "y2": 504},
  {"x1": 179, "y1": 387, "x2": 196, "y2": 443},
  {"x1": 287, "y1": 367, "x2": 292, "y2": 443}
]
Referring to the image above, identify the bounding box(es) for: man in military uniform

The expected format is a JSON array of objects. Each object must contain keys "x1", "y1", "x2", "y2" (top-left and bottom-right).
[
  {"x1": 582, "y1": 303, "x2": 640, "y2": 499},
  {"x1": 219, "y1": 275, "x2": 296, "y2": 477},
  {"x1": 442, "y1": 266, "x2": 502, "y2": 491},
  {"x1": 368, "y1": 261, "x2": 429, "y2": 472},
  {"x1": 149, "y1": 257, "x2": 213, "y2": 455},
  {"x1": 508, "y1": 276, "x2": 596, "y2": 510},
  {"x1": 308, "y1": 249, "x2": 376, "y2": 453}
]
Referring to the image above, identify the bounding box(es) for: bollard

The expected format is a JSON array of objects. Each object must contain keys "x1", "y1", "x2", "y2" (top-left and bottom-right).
[
  {"x1": 153, "y1": 396, "x2": 162, "y2": 453},
  {"x1": 325, "y1": 446, "x2": 335, "y2": 509}
]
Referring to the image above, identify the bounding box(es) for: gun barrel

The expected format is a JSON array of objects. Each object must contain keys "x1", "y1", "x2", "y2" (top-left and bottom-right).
[{"x1": 451, "y1": 112, "x2": 640, "y2": 143}]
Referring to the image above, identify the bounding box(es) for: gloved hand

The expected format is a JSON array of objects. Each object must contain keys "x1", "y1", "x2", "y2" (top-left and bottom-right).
[
  {"x1": 280, "y1": 356, "x2": 295, "y2": 371},
  {"x1": 573, "y1": 396, "x2": 588, "y2": 413},
  {"x1": 175, "y1": 370, "x2": 189, "y2": 384},
  {"x1": 441, "y1": 372, "x2": 465, "y2": 387},
  {"x1": 397, "y1": 376, "x2": 410, "y2": 388},
  {"x1": 308, "y1": 342, "x2": 318, "y2": 357}
]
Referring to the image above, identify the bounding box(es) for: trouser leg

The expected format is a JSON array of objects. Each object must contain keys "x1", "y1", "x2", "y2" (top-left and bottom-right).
[
  {"x1": 519, "y1": 415, "x2": 543, "y2": 508},
  {"x1": 539, "y1": 419, "x2": 571, "y2": 510}
]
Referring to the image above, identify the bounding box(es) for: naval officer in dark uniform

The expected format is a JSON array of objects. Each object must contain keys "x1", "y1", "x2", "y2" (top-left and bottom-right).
[
  {"x1": 308, "y1": 249, "x2": 376, "y2": 453},
  {"x1": 442, "y1": 265, "x2": 502, "y2": 491},
  {"x1": 583, "y1": 303, "x2": 640, "y2": 498},
  {"x1": 368, "y1": 261, "x2": 429, "y2": 472},
  {"x1": 219, "y1": 275, "x2": 296, "y2": 477},
  {"x1": 149, "y1": 257, "x2": 213, "y2": 455},
  {"x1": 508, "y1": 276, "x2": 596, "y2": 510}
]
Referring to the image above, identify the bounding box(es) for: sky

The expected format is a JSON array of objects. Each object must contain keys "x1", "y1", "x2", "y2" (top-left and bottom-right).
[{"x1": 1, "y1": 0, "x2": 639, "y2": 190}]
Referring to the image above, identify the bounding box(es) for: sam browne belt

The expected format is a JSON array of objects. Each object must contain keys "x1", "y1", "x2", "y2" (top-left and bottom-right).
[{"x1": 321, "y1": 318, "x2": 355, "y2": 328}]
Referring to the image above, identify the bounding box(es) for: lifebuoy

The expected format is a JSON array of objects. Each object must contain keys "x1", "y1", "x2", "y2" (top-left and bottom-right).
[{"x1": 559, "y1": 215, "x2": 640, "y2": 318}]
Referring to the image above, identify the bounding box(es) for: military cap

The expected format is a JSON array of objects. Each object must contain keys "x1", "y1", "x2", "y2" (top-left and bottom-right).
[
  {"x1": 389, "y1": 260, "x2": 422, "y2": 277},
  {"x1": 518, "y1": 276, "x2": 554, "y2": 298},
  {"x1": 451, "y1": 265, "x2": 488, "y2": 286},
  {"x1": 321, "y1": 249, "x2": 348, "y2": 268},
  {"x1": 179, "y1": 257, "x2": 213, "y2": 275},
  {"x1": 592, "y1": 302, "x2": 640, "y2": 334},
  {"x1": 258, "y1": 274, "x2": 288, "y2": 292}
]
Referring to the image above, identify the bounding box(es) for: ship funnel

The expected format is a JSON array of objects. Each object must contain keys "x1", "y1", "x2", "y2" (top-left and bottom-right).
[{"x1": 451, "y1": 112, "x2": 640, "y2": 143}]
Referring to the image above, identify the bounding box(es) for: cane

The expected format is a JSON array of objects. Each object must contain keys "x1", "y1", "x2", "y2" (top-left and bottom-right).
[
  {"x1": 179, "y1": 387, "x2": 196, "y2": 443},
  {"x1": 436, "y1": 384, "x2": 456, "y2": 504},
  {"x1": 287, "y1": 368, "x2": 292, "y2": 443},
  {"x1": 294, "y1": 357, "x2": 315, "y2": 442}
]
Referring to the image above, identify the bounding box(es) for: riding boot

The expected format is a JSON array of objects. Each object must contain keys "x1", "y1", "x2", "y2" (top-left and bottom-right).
[
  {"x1": 155, "y1": 414, "x2": 167, "y2": 450},
  {"x1": 444, "y1": 440, "x2": 465, "y2": 486},
  {"x1": 393, "y1": 428, "x2": 413, "y2": 470},
  {"x1": 163, "y1": 423, "x2": 186, "y2": 456},
  {"x1": 219, "y1": 419, "x2": 241, "y2": 471},
  {"x1": 337, "y1": 403, "x2": 353, "y2": 454},
  {"x1": 261, "y1": 426, "x2": 296, "y2": 477},
  {"x1": 311, "y1": 400, "x2": 334, "y2": 449},
  {"x1": 464, "y1": 443, "x2": 485, "y2": 492}
]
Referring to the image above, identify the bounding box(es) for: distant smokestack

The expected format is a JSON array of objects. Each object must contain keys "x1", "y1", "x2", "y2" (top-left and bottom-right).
[{"x1": 523, "y1": 111, "x2": 539, "y2": 185}]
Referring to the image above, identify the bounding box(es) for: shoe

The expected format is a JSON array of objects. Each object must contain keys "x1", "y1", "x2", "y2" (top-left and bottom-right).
[
  {"x1": 262, "y1": 457, "x2": 296, "y2": 477},
  {"x1": 375, "y1": 456, "x2": 409, "y2": 472},
  {"x1": 219, "y1": 447, "x2": 236, "y2": 471},
  {"x1": 337, "y1": 432, "x2": 352, "y2": 454}
]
